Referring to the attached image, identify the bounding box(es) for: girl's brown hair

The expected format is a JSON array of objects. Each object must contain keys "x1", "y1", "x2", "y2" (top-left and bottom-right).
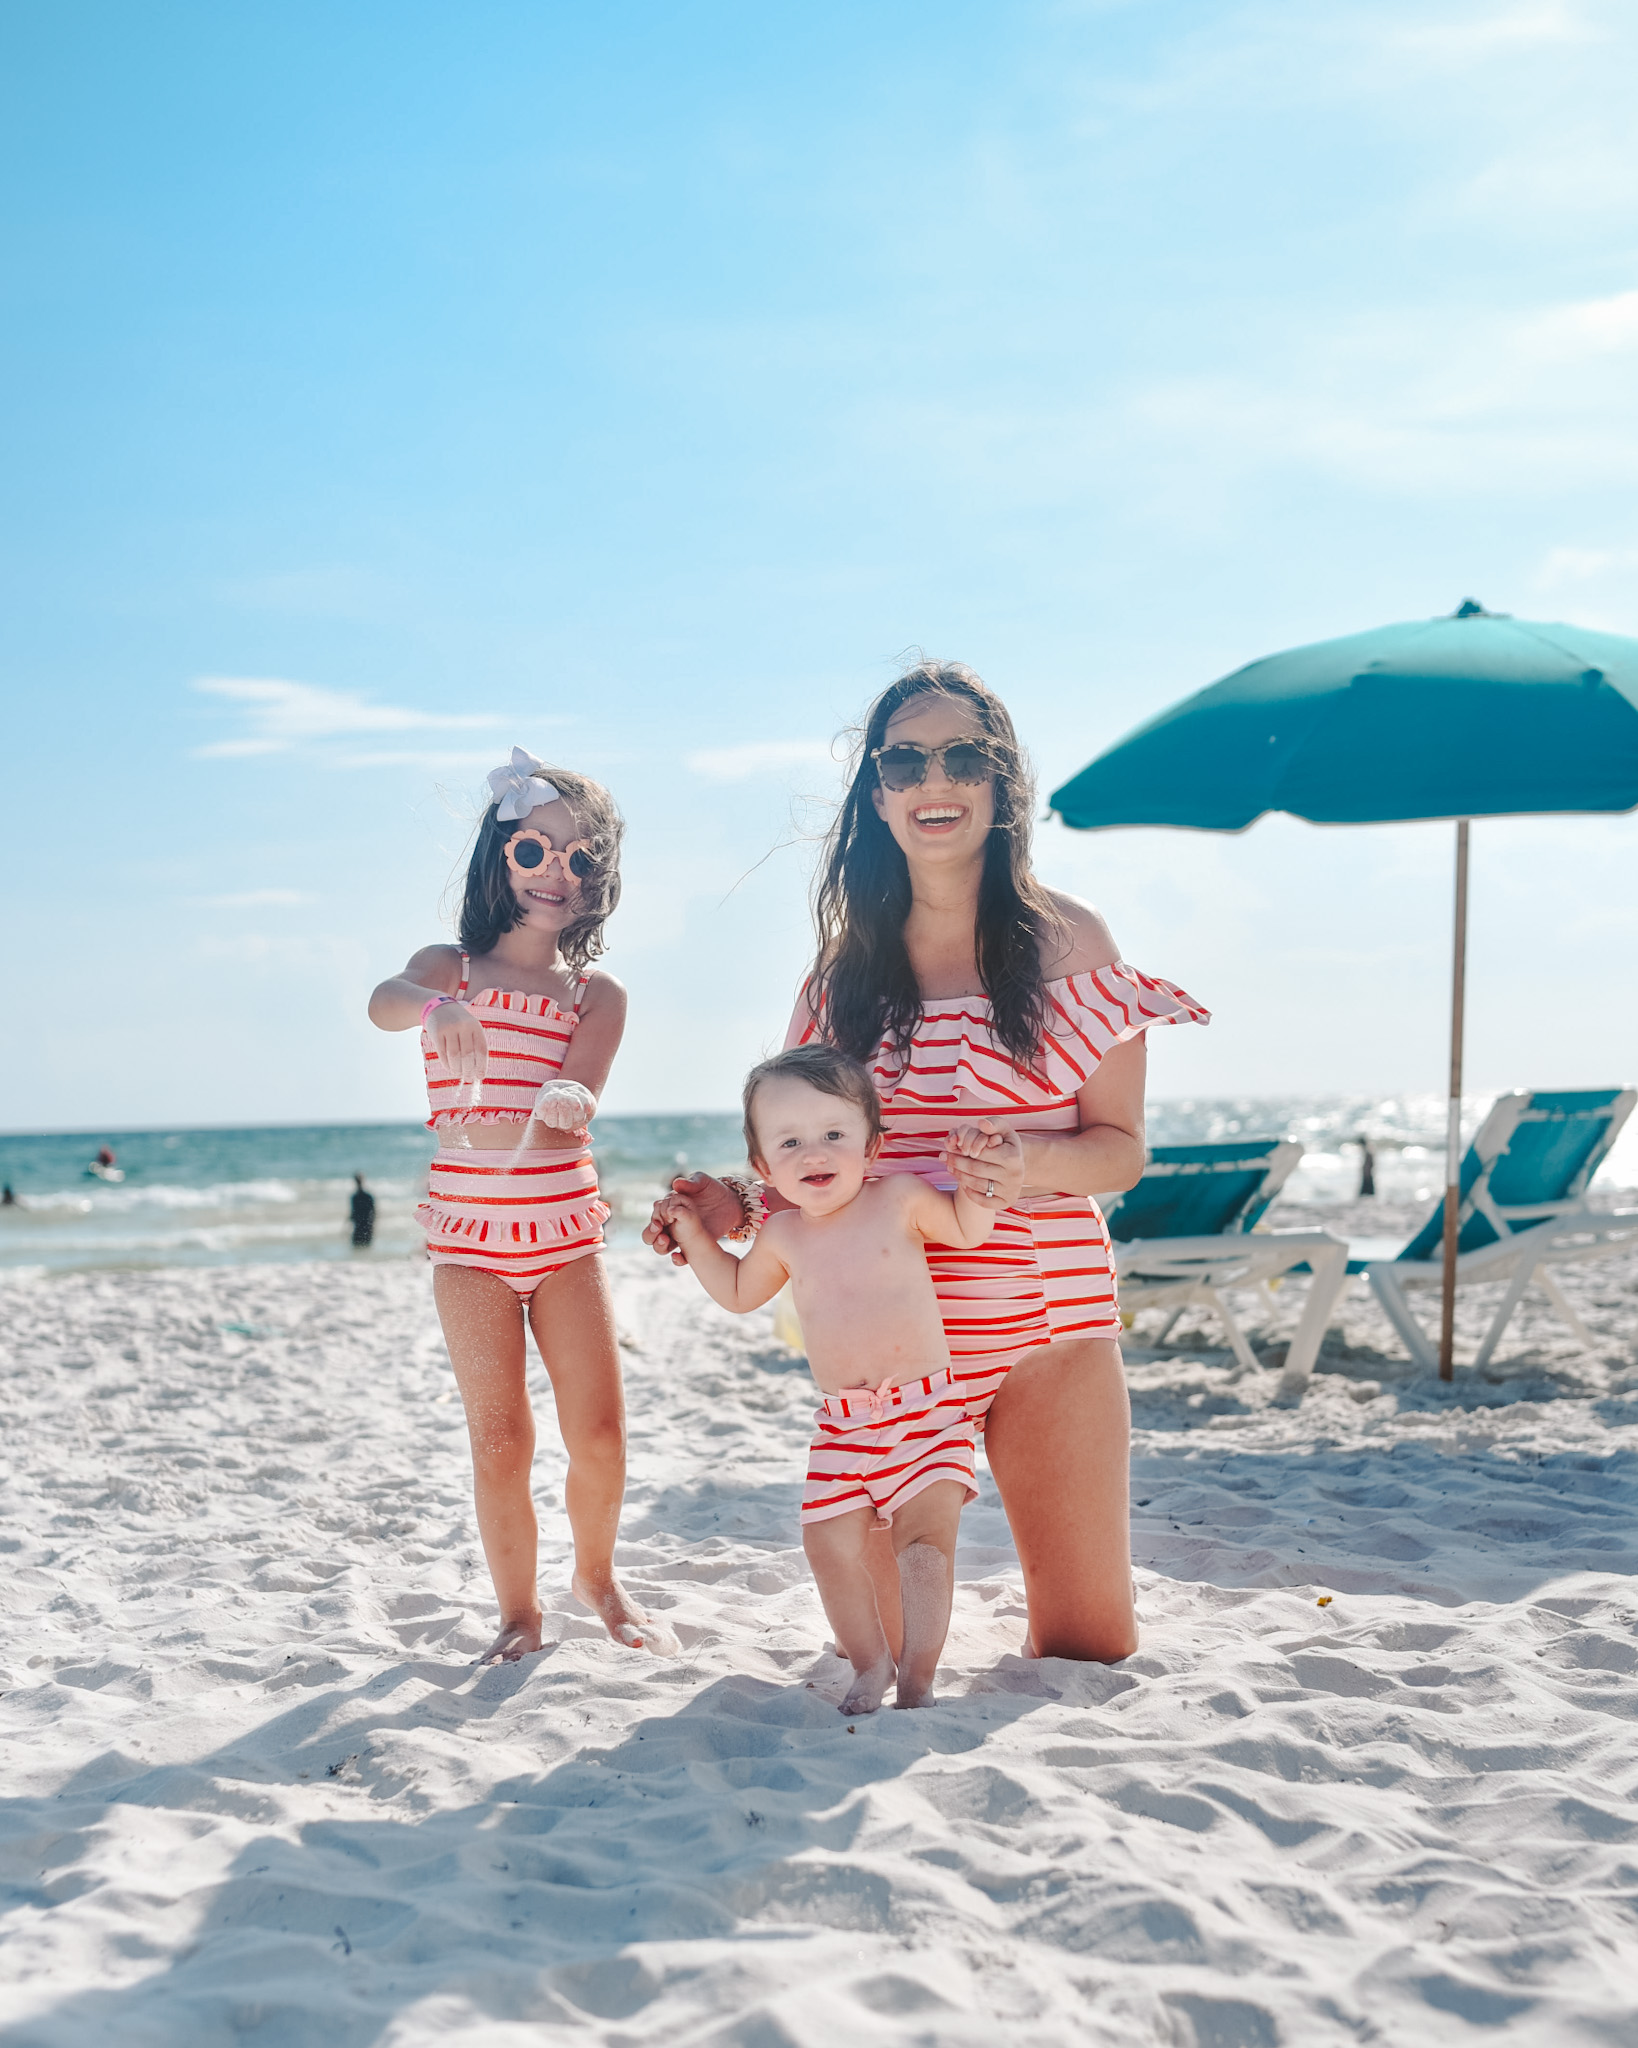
[
  {"x1": 457, "y1": 764, "x2": 624, "y2": 972},
  {"x1": 808, "y1": 660, "x2": 1063, "y2": 1072}
]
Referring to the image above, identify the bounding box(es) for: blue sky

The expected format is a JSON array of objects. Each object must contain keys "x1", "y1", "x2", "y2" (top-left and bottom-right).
[{"x1": 4, "y1": 0, "x2": 1636, "y2": 1130}]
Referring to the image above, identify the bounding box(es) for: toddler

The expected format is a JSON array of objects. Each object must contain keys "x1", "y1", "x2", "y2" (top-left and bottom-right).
[{"x1": 661, "y1": 1044, "x2": 1012, "y2": 1712}]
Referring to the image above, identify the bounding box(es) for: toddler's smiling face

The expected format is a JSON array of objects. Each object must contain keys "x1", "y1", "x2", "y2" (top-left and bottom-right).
[{"x1": 749, "y1": 1076, "x2": 879, "y2": 1217}]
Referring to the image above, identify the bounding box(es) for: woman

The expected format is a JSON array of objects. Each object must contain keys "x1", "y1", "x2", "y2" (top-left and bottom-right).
[{"x1": 647, "y1": 661, "x2": 1207, "y2": 1660}]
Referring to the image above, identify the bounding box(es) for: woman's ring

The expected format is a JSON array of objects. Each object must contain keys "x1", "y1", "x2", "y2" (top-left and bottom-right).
[{"x1": 985, "y1": 1179, "x2": 996, "y2": 1200}]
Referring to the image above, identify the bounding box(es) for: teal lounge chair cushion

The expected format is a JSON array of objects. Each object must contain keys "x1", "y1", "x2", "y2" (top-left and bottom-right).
[
  {"x1": 1106, "y1": 1141, "x2": 1288, "y2": 1244},
  {"x1": 1397, "y1": 1089, "x2": 1625, "y2": 1264}
]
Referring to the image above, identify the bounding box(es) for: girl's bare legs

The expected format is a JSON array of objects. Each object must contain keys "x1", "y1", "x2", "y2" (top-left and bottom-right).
[
  {"x1": 886, "y1": 1481, "x2": 963, "y2": 1708},
  {"x1": 433, "y1": 1263, "x2": 545, "y2": 1662},
  {"x1": 982, "y1": 1337, "x2": 1138, "y2": 1663},
  {"x1": 434, "y1": 1256, "x2": 672, "y2": 1661},
  {"x1": 527, "y1": 1254, "x2": 677, "y2": 1655},
  {"x1": 803, "y1": 1509, "x2": 896, "y2": 1714}
]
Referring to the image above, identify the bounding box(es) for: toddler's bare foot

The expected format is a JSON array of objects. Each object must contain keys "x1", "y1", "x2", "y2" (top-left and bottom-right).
[
  {"x1": 840, "y1": 1651, "x2": 894, "y2": 1715},
  {"x1": 570, "y1": 1571, "x2": 680, "y2": 1656},
  {"x1": 476, "y1": 1614, "x2": 544, "y2": 1666},
  {"x1": 895, "y1": 1676, "x2": 937, "y2": 1709}
]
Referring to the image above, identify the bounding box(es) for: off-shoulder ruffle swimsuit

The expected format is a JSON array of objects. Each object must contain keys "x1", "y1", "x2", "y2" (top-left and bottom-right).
[{"x1": 788, "y1": 963, "x2": 1209, "y2": 1415}]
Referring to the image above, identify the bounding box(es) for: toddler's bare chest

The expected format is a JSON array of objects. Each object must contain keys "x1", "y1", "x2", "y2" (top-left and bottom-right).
[{"x1": 791, "y1": 1222, "x2": 924, "y2": 1297}]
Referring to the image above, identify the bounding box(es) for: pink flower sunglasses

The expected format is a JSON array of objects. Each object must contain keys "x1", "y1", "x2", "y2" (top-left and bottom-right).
[{"x1": 503, "y1": 829, "x2": 596, "y2": 882}]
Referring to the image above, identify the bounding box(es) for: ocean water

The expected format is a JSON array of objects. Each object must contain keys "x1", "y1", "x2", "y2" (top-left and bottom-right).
[{"x1": 2, "y1": 1096, "x2": 1633, "y2": 1275}]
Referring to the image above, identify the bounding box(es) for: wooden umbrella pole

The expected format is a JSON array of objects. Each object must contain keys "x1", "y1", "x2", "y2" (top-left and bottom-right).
[{"x1": 1439, "y1": 818, "x2": 1470, "y2": 1381}]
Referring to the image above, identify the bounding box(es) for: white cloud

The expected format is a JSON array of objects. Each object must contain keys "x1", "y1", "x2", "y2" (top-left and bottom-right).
[
  {"x1": 1534, "y1": 544, "x2": 1638, "y2": 586},
  {"x1": 196, "y1": 888, "x2": 314, "y2": 908},
  {"x1": 1390, "y1": 4, "x2": 1592, "y2": 58},
  {"x1": 1091, "y1": 0, "x2": 1600, "y2": 127},
  {"x1": 331, "y1": 748, "x2": 527, "y2": 771},
  {"x1": 1526, "y1": 544, "x2": 1638, "y2": 631},
  {"x1": 685, "y1": 739, "x2": 841, "y2": 781},
  {"x1": 193, "y1": 932, "x2": 358, "y2": 968},
  {"x1": 191, "y1": 677, "x2": 503, "y2": 758},
  {"x1": 1526, "y1": 288, "x2": 1638, "y2": 358},
  {"x1": 1103, "y1": 277, "x2": 1638, "y2": 506},
  {"x1": 194, "y1": 737, "x2": 287, "y2": 759}
]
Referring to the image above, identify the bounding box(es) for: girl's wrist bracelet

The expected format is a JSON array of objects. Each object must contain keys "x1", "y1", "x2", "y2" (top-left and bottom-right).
[{"x1": 420, "y1": 995, "x2": 458, "y2": 1027}]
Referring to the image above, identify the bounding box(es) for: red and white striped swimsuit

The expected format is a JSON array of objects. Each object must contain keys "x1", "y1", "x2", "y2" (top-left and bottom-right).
[
  {"x1": 787, "y1": 963, "x2": 1209, "y2": 1415},
  {"x1": 416, "y1": 955, "x2": 610, "y2": 1298}
]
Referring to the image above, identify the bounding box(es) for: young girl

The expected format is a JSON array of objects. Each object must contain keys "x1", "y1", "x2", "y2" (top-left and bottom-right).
[
  {"x1": 661, "y1": 1046, "x2": 1022, "y2": 1713},
  {"x1": 369, "y1": 747, "x2": 674, "y2": 1664}
]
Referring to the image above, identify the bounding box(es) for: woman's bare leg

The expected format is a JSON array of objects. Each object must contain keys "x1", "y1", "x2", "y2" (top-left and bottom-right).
[
  {"x1": 804, "y1": 1508, "x2": 895, "y2": 1713},
  {"x1": 433, "y1": 1264, "x2": 543, "y2": 1662},
  {"x1": 982, "y1": 1337, "x2": 1138, "y2": 1662},
  {"x1": 527, "y1": 1254, "x2": 676, "y2": 1654}
]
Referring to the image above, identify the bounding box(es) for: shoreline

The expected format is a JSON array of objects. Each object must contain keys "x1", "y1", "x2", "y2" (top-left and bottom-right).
[{"x1": 4, "y1": 1098, "x2": 1633, "y2": 1282}]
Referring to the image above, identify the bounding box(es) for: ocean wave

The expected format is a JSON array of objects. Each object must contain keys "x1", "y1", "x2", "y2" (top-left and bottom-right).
[{"x1": 1, "y1": 1098, "x2": 1628, "y2": 1277}]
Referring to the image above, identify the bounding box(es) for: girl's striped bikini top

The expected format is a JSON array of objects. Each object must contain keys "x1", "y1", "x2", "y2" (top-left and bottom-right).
[{"x1": 423, "y1": 951, "x2": 590, "y2": 1130}]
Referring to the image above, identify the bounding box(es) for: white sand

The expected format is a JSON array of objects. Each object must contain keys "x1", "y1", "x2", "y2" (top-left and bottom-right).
[{"x1": 3, "y1": 1218, "x2": 1637, "y2": 2045}]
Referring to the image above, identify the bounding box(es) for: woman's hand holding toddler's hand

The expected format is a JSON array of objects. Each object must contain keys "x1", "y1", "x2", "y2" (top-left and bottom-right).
[
  {"x1": 650, "y1": 1191, "x2": 701, "y2": 1263},
  {"x1": 945, "y1": 1119, "x2": 1024, "y2": 1207},
  {"x1": 427, "y1": 1001, "x2": 486, "y2": 1085},
  {"x1": 644, "y1": 1173, "x2": 741, "y2": 1264}
]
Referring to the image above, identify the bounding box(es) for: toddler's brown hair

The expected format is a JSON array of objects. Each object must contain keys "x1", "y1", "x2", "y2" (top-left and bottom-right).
[{"x1": 742, "y1": 1045, "x2": 884, "y2": 1163}]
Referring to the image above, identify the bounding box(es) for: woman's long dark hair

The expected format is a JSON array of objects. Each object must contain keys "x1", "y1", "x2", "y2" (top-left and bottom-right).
[
  {"x1": 457, "y1": 764, "x2": 624, "y2": 974},
  {"x1": 809, "y1": 661, "x2": 1065, "y2": 1071}
]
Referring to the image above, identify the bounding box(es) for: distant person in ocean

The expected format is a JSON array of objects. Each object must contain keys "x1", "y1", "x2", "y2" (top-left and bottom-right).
[
  {"x1": 369, "y1": 748, "x2": 675, "y2": 1665},
  {"x1": 349, "y1": 1174, "x2": 376, "y2": 1248},
  {"x1": 1356, "y1": 1135, "x2": 1376, "y2": 1198},
  {"x1": 96, "y1": 1145, "x2": 115, "y2": 1168},
  {"x1": 661, "y1": 1046, "x2": 1019, "y2": 1713},
  {"x1": 648, "y1": 660, "x2": 1208, "y2": 1665},
  {"x1": 1, "y1": 1184, "x2": 15, "y2": 1207}
]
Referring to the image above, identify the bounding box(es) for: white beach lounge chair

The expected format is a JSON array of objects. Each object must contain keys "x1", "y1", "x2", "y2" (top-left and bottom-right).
[
  {"x1": 1106, "y1": 1139, "x2": 1348, "y2": 1390},
  {"x1": 1359, "y1": 1088, "x2": 1638, "y2": 1375}
]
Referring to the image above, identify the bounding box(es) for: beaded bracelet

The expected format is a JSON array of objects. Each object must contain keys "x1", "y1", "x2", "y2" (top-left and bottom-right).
[{"x1": 718, "y1": 1173, "x2": 768, "y2": 1243}]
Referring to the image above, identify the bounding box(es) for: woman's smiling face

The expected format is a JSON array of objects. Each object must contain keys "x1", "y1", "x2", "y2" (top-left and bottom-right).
[
  {"x1": 870, "y1": 691, "x2": 997, "y2": 867},
  {"x1": 504, "y1": 797, "x2": 588, "y2": 932}
]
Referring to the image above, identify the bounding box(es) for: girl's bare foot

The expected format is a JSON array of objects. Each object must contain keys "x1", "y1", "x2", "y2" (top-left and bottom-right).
[
  {"x1": 895, "y1": 1676, "x2": 937, "y2": 1709},
  {"x1": 840, "y1": 1652, "x2": 895, "y2": 1715},
  {"x1": 570, "y1": 1571, "x2": 680, "y2": 1656},
  {"x1": 476, "y1": 1614, "x2": 545, "y2": 1665}
]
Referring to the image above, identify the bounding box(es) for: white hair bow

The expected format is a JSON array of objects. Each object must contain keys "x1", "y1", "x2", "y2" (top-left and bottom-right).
[{"x1": 488, "y1": 747, "x2": 562, "y2": 821}]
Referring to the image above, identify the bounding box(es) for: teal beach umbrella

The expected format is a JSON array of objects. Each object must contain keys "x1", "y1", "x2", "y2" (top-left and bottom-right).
[{"x1": 1049, "y1": 601, "x2": 1638, "y2": 1376}]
